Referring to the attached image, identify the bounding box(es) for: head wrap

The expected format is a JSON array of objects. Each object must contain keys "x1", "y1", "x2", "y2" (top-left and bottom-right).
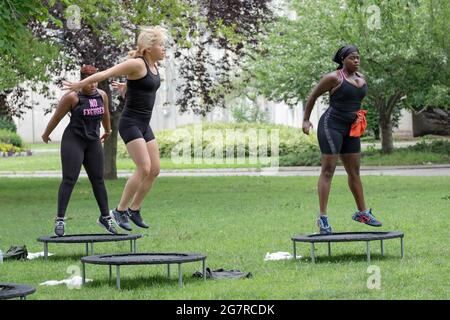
[
  {"x1": 333, "y1": 45, "x2": 359, "y2": 69},
  {"x1": 80, "y1": 65, "x2": 97, "y2": 79}
]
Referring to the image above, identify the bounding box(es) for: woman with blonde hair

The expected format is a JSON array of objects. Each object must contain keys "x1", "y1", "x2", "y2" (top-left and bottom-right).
[{"x1": 63, "y1": 26, "x2": 166, "y2": 231}]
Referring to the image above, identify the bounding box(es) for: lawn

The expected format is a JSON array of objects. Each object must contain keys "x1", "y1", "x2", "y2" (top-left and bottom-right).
[
  {"x1": 0, "y1": 176, "x2": 448, "y2": 299},
  {"x1": 0, "y1": 149, "x2": 449, "y2": 172},
  {"x1": 0, "y1": 153, "x2": 267, "y2": 171}
]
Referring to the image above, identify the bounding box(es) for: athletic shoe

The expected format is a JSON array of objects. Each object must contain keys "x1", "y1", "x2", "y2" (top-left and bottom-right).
[
  {"x1": 110, "y1": 208, "x2": 132, "y2": 231},
  {"x1": 128, "y1": 208, "x2": 149, "y2": 229},
  {"x1": 54, "y1": 218, "x2": 65, "y2": 237},
  {"x1": 317, "y1": 215, "x2": 332, "y2": 234},
  {"x1": 97, "y1": 216, "x2": 119, "y2": 235},
  {"x1": 352, "y1": 209, "x2": 382, "y2": 227}
]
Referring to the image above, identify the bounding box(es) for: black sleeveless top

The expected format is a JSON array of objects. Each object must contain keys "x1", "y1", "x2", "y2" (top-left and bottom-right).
[
  {"x1": 123, "y1": 57, "x2": 161, "y2": 121},
  {"x1": 329, "y1": 69, "x2": 367, "y2": 123},
  {"x1": 68, "y1": 90, "x2": 104, "y2": 141}
]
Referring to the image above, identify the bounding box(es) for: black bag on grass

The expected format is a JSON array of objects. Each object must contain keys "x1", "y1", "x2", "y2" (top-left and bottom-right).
[{"x1": 3, "y1": 245, "x2": 28, "y2": 261}]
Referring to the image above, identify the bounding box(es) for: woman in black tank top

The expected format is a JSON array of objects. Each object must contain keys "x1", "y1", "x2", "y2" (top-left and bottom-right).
[
  {"x1": 42, "y1": 65, "x2": 117, "y2": 236},
  {"x1": 302, "y1": 45, "x2": 383, "y2": 235},
  {"x1": 63, "y1": 27, "x2": 167, "y2": 231}
]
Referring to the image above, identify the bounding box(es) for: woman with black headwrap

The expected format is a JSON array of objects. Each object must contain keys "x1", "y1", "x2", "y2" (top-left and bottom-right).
[{"x1": 302, "y1": 45, "x2": 382, "y2": 234}]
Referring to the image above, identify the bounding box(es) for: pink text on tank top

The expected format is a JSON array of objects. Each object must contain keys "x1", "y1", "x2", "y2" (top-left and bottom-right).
[{"x1": 83, "y1": 98, "x2": 104, "y2": 116}]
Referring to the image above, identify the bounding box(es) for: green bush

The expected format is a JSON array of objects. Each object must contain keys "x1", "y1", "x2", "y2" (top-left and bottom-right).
[
  {"x1": 0, "y1": 129, "x2": 23, "y2": 148},
  {"x1": 279, "y1": 149, "x2": 321, "y2": 166},
  {"x1": 0, "y1": 117, "x2": 17, "y2": 132},
  {"x1": 407, "y1": 139, "x2": 450, "y2": 154},
  {"x1": 118, "y1": 122, "x2": 319, "y2": 159}
]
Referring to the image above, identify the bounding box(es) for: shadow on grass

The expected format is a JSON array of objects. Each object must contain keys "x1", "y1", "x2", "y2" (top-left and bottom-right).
[
  {"x1": 35, "y1": 254, "x2": 86, "y2": 262},
  {"x1": 83, "y1": 274, "x2": 205, "y2": 290},
  {"x1": 296, "y1": 253, "x2": 402, "y2": 264}
]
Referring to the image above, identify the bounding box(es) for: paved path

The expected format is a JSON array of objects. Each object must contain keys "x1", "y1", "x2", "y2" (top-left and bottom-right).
[{"x1": 1, "y1": 165, "x2": 449, "y2": 178}]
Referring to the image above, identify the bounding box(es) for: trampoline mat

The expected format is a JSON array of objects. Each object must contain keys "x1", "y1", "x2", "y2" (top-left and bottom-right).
[
  {"x1": 82, "y1": 253, "x2": 206, "y2": 265},
  {"x1": 0, "y1": 283, "x2": 36, "y2": 300},
  {"x1": 37, "y1": 234, "x2": 142, "y2": 243},
  {"x1": 292, "y1": 231, "x2": 404, "y2": 243}
]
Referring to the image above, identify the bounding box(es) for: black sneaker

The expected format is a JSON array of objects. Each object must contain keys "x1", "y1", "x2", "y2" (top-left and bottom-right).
[
  {"x1": 54, "y1": 218, "x2": 65, "y2": 237},
  {"x1": 110, "y1": 208, "x2": 132, "y2": 231},
  {"x1": 97, "y1": 216, "x2": 119, "y2": 234},
  {"x1": 128, "y1": 208, "x2": 149, "y2": 229}
]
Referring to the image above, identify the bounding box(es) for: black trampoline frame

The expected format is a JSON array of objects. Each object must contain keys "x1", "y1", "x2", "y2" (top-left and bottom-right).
[
  {"x1": 291, "y1": 232, "x2": 404, "y2": 264},
  {"x1": 37, "y1": 234, "x2": 142, "y2": 260},
  {"x1": 80, "y1": 253, "x2": 207, "y2": 289},
  {"x1": 0, "y1": 283, "x2": 36, "y2": 300}
]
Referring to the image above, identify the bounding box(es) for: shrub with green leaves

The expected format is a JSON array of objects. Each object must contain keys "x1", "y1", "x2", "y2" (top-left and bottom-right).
[
  {"x1": 118, "y1": 122, "x2": 320, "y2": 163},
  {"x1": 0, "y1": 117, "x2": 17, "y2": 132},
  {"x1": 0, "y1": 129, "x2": 23, "y2": 148}
]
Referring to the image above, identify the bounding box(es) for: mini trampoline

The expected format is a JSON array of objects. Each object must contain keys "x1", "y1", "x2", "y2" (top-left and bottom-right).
[
  {"x1": 37, "y1": 234, "x2": 142, "y2": 259},
  {"x1": 0, "y1": 283, "x2": 36, "y2": 300},
  {"x1": 81, "y1": 253, "x2": 207, "y2": 289},
  {"x1": 292, "y1": 231, "x2": 404, "y2": 264}
]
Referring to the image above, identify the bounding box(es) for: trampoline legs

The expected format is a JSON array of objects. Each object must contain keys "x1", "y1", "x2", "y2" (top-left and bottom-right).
[
  {"x1": 327, "y1": 242, "x2": 331, "y2": 257},
  {"x1": 44, "y1": 242, "x2": 48, "y2": 261},
  {"x1": 116, "y1": 266, "x2": 121, "y2": 290},
  {"x1": 20, "y1": 296, "x2": 26, "y2": 300},
  {"x1": 129, "y1": 240, "x2": 137, "y2": 253},
  {"x1": 82, "y1": 262, "x2": 86, "y2": 285},
  {"x1": 202, "y1": 259, "x2": 206, "y2": 282},
  {"x1": 381, "y1": 240, "x2": 384, "y2": 257},
  {"x1": 366, "y1": 241, "x2": 371, "y2": 264},
  {"x1": 85, "y1": 243, "x2": 89, "y2": 256},
  {"x1": 167, "y1": 264, "x2": 171, "y2": 279},
  {"x1": 109, "y1": 265, "x2": 112, "y2": 283},
  {"x1": 293, "y1": 241, "x2": 297, "y2": 261},
  {"x1": 401, "y1": 237, "x2": 404, "y2": 259},
  {"x1": 310, "y1": 243, "x2": 316, "y2": 264},
  {"x1": 178, "y1": 264, "x2": 183, "y2": 288}
]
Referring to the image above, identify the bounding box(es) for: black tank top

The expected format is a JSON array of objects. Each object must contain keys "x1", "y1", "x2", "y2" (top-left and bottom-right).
[
  {"x1": 330, "y1": 69, "x2": 367, "y2": 112},
  {"x1": 329, "y1": 69, "x2": 367, "y2": 123},
  {"x1": 68, "y1": 90, "x2": 104, "y2": 141},
  {"x1": 123, "y1": 57, "x2": 161, "y2": 121}
]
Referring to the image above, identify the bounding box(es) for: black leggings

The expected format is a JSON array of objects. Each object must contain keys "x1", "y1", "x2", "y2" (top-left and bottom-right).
[
  {"x1": 317, "y1": 108, "x2": 361, "y2": 155},
  {"x1": 57, "y1": 128, "x2": 109, "y2": 218}
]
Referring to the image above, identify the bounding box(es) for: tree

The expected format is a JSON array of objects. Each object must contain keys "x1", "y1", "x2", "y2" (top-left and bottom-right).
[
  {"x1": 0, "y1": 0, "x2": 64, "y2": 119},
  {"x1": 175, "y1": 0, "x2": 273, "y2": 115},
  {"x1": 245, "y1": 0, "x2": 450, "y2": 153}
]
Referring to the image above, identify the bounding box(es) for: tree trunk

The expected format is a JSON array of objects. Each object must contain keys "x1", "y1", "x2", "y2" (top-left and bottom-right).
[
  {"x1": 379, "y1": 115, "x2": 394, "y2": 154},
  {"x1": 374, "y1": 93, "x2": 403, "y2": 154},
  {"x1": 98, "y1": 81, "x2": 121, "y2": 180},
  {"x1": 104, "y1": 110, "x2": 120, "y2": 180}
]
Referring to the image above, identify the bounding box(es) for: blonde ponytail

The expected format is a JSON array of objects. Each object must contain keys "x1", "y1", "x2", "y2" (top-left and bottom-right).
[{"x1": 127, "y1": 26, "x2": 167, "y2": 59}]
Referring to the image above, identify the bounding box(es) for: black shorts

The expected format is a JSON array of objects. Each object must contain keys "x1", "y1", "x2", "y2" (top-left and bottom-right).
[
  {"x1": 317, "y1": 108, "x2": 360, "y2": 155},
  {"x1": 119, "y1": 116, "x2": 155, "y2": 144}
]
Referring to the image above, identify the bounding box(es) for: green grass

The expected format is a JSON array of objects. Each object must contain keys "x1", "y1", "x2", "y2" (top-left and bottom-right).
[
  {"x1": 361, "y1": 150, "x2": 450, "y2": 166},
  {"x1": 0, "y1": 153, "x2": 268, "y2": 171},
  {"x1": 0, "y1": 149, "x2": 448, "y2": 172},
  {"x1": 24, "y1": 143, "x2": 60, "y2": 150},
  {"x1": 0, "y1": 177, "x2": 449, "y2": 299}
]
